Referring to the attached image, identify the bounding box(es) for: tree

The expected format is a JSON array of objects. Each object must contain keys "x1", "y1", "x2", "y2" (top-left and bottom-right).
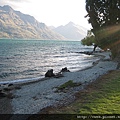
[
  {"x1": 85, "y1": 0, "x2": 120, "y2": 58},
  {"x1": 81, "y1": 30, "x2": 97, "y2": 51}
]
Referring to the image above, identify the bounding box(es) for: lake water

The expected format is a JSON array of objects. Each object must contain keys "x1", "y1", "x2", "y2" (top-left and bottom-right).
[{"x1": 0, "y1": 39, "x2": 99, "y2": 84}]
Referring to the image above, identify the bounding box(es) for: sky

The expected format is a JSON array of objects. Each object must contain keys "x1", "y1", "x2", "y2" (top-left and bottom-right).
[{"x1": 0, "y1": 0, "x2": 92, "y2": 29}]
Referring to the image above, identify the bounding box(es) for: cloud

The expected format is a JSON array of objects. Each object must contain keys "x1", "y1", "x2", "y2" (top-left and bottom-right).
[
  {"x1": 0, "y1": 0, "x2": 29, "y2": 4},
  {"x1": 0, "y1": 0, "x2": 91, "y2": 29},
  {"x1": 0, "y1": 0, "x2": 31, "y2": 11},
  {"x1": 0, "y1": 0, "x2": 30, "y2": 7}
]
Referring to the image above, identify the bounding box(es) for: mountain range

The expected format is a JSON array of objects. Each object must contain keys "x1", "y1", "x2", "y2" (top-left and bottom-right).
[
  {"x1": 0, "y1": 5, "x2": 87, "y2": 40},
  {"x1": 0, "y1": 5, "x2": 65, "y2": 40},
  {"x1": 51, "y1": 22, "x2": 87, "y2": 40}
]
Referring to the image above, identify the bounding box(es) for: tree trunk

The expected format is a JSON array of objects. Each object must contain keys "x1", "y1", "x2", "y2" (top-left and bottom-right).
[{"x1": 93, "y1": 44, "x2": 97, "y2": 52}]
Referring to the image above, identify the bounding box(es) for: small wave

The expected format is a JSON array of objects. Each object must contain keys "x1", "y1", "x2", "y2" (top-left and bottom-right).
[
  {"x1": 0, "y1": 72, "x2": 10, "y2": 78},
  {"x1": 0, "y1": 76, "x2": 44, "y2": 85},
  {"x1": 0, "y1": 40, "x2": 100, "y2": 84},
  {"x1": 22, "y1": 69, "x2": 38, "y2": 73}
]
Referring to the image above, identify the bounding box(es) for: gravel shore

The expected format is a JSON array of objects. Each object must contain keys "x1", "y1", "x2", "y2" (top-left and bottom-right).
[{"x1": 0, "y1": 51, "x2": 118, "y2": 115}]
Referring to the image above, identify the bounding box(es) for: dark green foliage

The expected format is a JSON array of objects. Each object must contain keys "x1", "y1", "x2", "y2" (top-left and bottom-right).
[
  {"x1": 86, "y1": 0, "x2": 120, "y2": 30},
  {"x1": 85, "y1": 0, "x2": 120, "y2": 58},
  {"x1": 81, "y1": 30, "x2": 95, "y2": 46},
  {"x1": 81, "y1": 30, "x2": 98, "y2": 51},
  {"x1": 81, "y1": 35, "x2": 95, "y2": 46}
]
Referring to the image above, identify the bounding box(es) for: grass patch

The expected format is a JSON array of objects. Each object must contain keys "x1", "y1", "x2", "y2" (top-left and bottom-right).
[
  {"x1": 51, "y1": 70, "x2": 120, "y2": 114},
  {"x1": 57, "y1": 80, "x2": 81, "y2": 91}
]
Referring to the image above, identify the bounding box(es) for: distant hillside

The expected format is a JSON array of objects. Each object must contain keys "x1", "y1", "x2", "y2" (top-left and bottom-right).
[
  {"x1": 0, "y1": 5, "x2": 66, "y2": 40},
  {"x1": 52, "y1": 22, "x2": 87, "y2": 40}
]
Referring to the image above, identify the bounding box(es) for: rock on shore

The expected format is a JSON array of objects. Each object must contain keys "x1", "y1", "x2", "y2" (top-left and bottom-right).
[{"x1": 0, "y1": 51, "x2": 118, "y2": 114}]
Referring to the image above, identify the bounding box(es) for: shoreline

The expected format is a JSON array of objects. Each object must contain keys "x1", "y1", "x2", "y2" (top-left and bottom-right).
[
  {"x1": 39, "y1": 69, "x2": 120, "y2": 114},
  {"x1": 0, "y1": 51, "x2": 101, "y2": 85},
  {"x1": 0, "y1": 51, "x2": 118, "y2": 115}
]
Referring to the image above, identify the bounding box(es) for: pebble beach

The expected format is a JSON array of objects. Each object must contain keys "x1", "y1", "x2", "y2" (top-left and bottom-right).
[{"x1": 0, "y1": 51, "x2": 118, "y2": 115}]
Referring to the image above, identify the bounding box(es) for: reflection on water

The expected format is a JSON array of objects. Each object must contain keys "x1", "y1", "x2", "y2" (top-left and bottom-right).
[{"x1": 0, "y1": 39, "x2": 99, "y2": 82}]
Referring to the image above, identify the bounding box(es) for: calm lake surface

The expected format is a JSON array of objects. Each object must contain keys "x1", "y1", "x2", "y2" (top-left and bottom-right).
[{"x1": 0, "y1": 39, "x2": 99, "y2": 83}]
